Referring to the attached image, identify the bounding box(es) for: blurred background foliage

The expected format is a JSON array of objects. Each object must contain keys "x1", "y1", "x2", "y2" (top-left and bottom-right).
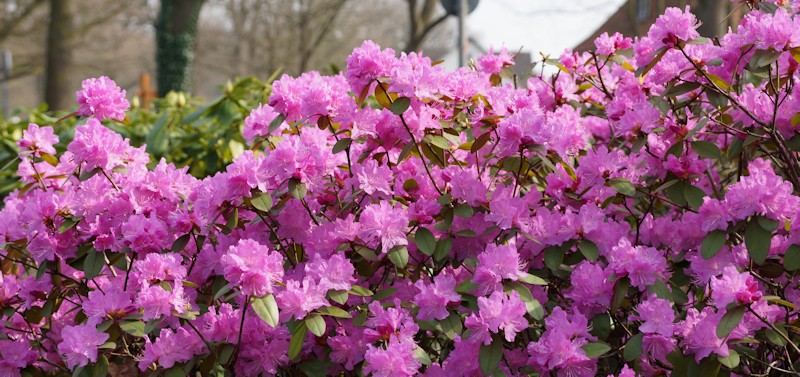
[{"x1": 0, "y1": 76, "x2": 271, "y2": 197}]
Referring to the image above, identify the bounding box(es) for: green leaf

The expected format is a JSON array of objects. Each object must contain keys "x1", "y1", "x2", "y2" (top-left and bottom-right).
[
  {"x1": 607, "y1": 177, "x2": 636, "y2": 197},
  {"x1": 40, "y1": 152, "x2": 59, "y2": 166},
  {"x1": 388, "y1": 245, "x2": 409, "y2": 268},
  {"x1": 623, "y1": 333, "x2": 644, "y2": 361},
  {"x1": 119, "y1": 321, "x2": 146, "y2": 337},
  {"x1": 636, "y1": 46, "x2": 668, "y2": 79},
  {"x1": 390, "y1": 97, "x2": 411, "y2": 115},
  {"x1": 348, "y1": 285, "x2": 374, "y2": 296},
  {"x1": 218, "y1": 343, "x2": 236, "y2": 365},
  {"x1": 298, "y1": 359, "x2": 327, "y2": 377},
  {"x1": 745, "y1": 218, "x2": 772, "y2": 265},
  {"x1": 225, "y1": 207, "x2": 238, "y2": 231},
  {"x1": 479, "y1": 336, "x2": 504, "y2": 375},
  {"x1": 332, "y1": 138, "x2": 352, "y2": 154},
  {"x1": 453, "y1": 204, "x2": 474, "y2": 218},
  {"x1": 83, "y1": 249, "x2": 105, "y2": 280},
  {"x1": 427, "y1": 135, "x2": 451, "y2": 150},
  {"x1": 611, "y1": 277, "x2": 631, "y2": 311},
  {"x1": 288, "y1": 321, "x2": 307, "y2": 360},
  {"x1": 268, "y1": 113, "x2": 286, "y2": 134},
  {"x1": 415, "y1": 227, "x2": 436, "y2": 256},
  {"x1": 433, "y1": 238, "x2": 453, "y2": 262},
  {"x1": 171, "y1": 234, "x2": 191, "y2": 253},
  {"x1": 414, "y1": 346, "x2": 433, "y2": 366},
  {"x1": 355, "y1": 246, "x2": 378, "y2": 262},
  {"x1": 58, "y1": 216, "x2": 81, "y2": 234},
  {"x1": 683, "y1": 184, "x2": 706, "y2": 211},
  {"x1": 165, "y1": 366, "x2": 184, "y2": 377},
  {"x1": 749, "y1": 49, "x2": 783, "y2": 68},
  {"x1": 92, "y1": 355, "x2": 109, "y2": 377},
  {"x1": 757, "y1": 216, "x2": 779, "y2": 232},
  {"x1": 441, "y1": 313, "x2": 463, "y2": 339},
  {"x1": 578, "y1": 240, "x2": 600, "y2": 262},
  {"x1": 717, "y1": 306, "x2": 746, "y2": 339},
  {"x1": 784, "y1": 244, "x2": 800, "y2": 271},
  {"x1": 518, "y1": 272, "x2": 548, "y2": 286},
  {"x1": 305, "y1": 314, "x2": 326, "y2": 337},
  {"x1": 316, "y1": 306, "x2": 352, "y2": 318},
  {"x1": 251, "y1": 294, "x2": 280, "y2": 328},
  {"x1": 251, "y1": 192, "x2": 273, "y2": 212},
  {"x1": 372, "y1": 288, "x2": 397, "y2": 301},
  {"x1": 79, "y1": 167, "x2": 103, "y2": 181},
  {"x1": 328, "y1": 289, "x2": 349, "y2": 305},
  {"x1": 581, "y1": 341, "x2": 611, "y2": 358},
  {"x1": 543, "y1": 247, "x2": 564, "y2": 272},
  {"x1": 691, "y1": 141, "x2": 722, "y2": 159},
  {"x1": 289, "y1": 178, "x2": 307, "y2": 199},
  {"x1": 701, "y1": 230, "x2": 726, "y2": 260},
  {"x1": 718, "y1": 349, "x2": 740, "y2": 369}
]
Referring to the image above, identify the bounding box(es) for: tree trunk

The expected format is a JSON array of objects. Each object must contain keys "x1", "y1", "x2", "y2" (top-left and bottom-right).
[
  {"x1": 696, "y1": 0, "x2": 729, "y2": 38},
  {"x1": 44, "y1": 0, "x2": 74, "y2": 110},
  {"x1": 155, "y1": 0, "x2": 204, "y2": 96}
]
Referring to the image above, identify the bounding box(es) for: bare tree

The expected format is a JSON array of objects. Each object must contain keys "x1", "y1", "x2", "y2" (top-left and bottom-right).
[
  {"x1": 404, "y1": 0, "x2": 450, "y2": 52},
  {"x1": 44, "y1": 0, "x2": 74, "y2": 109}
]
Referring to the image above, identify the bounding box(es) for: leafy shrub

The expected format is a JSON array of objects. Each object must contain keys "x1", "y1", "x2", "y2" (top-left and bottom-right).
[{"x1": 2, "y1": 2, "x2": 800, "y2": 376}]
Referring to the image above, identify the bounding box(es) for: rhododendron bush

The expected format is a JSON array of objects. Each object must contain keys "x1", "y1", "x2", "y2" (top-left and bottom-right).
[{"x1": 4, "y1": 1, "x2": 800, "y2": 376}]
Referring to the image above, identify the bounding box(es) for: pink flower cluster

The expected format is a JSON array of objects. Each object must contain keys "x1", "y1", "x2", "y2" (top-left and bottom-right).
[{"x1": 3, "y1": 2, "x2": 800, "y2": 376}]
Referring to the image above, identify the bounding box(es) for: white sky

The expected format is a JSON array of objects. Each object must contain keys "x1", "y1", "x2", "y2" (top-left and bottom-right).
[{"x1": 440, "y1": 0, "x2": 627, "y2": 65}]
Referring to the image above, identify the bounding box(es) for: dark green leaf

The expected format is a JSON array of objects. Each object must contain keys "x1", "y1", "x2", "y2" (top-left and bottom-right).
[
  {"x1": 348, "y1": 285, "x2": 374, "y2": 296},
  {"x1": 578, "y1": 240, "x2": 600, "y2": 262},
  {"x1": 624, "y1": 333, "x2": 644, "y2": 361},
  {"x1": 784, "y1": 244, "x2": 800, "y2": 271},
  {"x1": 543, "y1": 247, "x2": 564, "y2": 272},
  {"x1": 581, "y1": 341, "x2": 611, "y2": 358},
  {"x1": 611, "y1": 277, "x2": 631, "y2": 311},
  {"x1": 479, "y1": 336, "x2": 503, "y2": 375},
  {"x1": 268, "y1": 113, "x2": 286, "y2": 134},
  {"x1": 718, "y1": 349, "x2": 740, "y2": 369},
  {"x1": 119, "y1": 321, "x2": 146, "y2": 337},
  {"x1": 332, "y1": 138, "x2": 352, "y2": 154},
  {"x1": 691, "y1": 141, "x2": 722, "y2": 159},
  {"x1": 316, "y1": 306, "x2": 352, "y2": 318},
  {"x1": 390, "y1": 97, "x2": 411, "y2": 115},
  {"x1": 298, "y1": 359, "x2": 327, "y2": 377},
  {"x1": 433, "y1": 238, "x2": 453, "y2": 262},
  {"x1": 171, "y1": 234, "x2": 191, "y2": 253},
  {"x1": 388, "y1": 245, "x2": 409, "y2": 268},
  {"x1": 701, "y1": 230, "x2": 726, "y2": 260},
  {"x1": 745, "y1": 219, "x2": 772, "y2": 265},
  {"x1": 607, "y1": 177, "x2": 636, "y2": 197},
  {"x1": 749, "y1": 49, "x2": 783, "y2": 69},
  {"x1": 305, "y1": 314, "x2": 326, "y2": 337},
  {"x1": 717, "y1": 306, "x2": 746, "y2": 339},
  {"x1": 288, "y1": 321, "x2": 307, "y2": 360},
  {"x1": 289, "y1": 177, "x2": 307, "y2": 199},
  {"x1": 251, "y1": 192, "x2": 273, "y2": 212},
  {"x1": 683, "y1": 184, "x2": 706, "y2": 211},
  {"x1": 58, "y1": 216, "x2": 81, "y2": 234},
  {"x1": 415, "y1": 227, "x2": 436, "y2": 256},
  {"x1": 83, "y1": 249, "x2": 105, "y2": 280},
  {"x1": 251, "y1": 294, "x2": 280, "y2": 327},
  {"x1": 518, "y1": 272, "x2": 548, "y2": 285}
]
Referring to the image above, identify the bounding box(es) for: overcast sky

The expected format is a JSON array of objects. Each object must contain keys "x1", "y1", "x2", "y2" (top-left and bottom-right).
[{"x1": 446, "y1": 0, "x2": 627, "y2": 62}]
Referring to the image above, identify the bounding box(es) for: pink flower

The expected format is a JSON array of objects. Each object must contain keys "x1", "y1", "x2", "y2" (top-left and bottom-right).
[
  {"x1": 594, "y1": 32, "x2": 632, "y2": 56},
  {"x1": 68, "y1": 118, "x2": 147, "y2": 171},
  {"x1": 138, "y1": 327, "x2": 203, "y2": 371},
  {"x1": 346, "y1": 40, "x2": 397, "y2": 95},
  {"x1": 465, "y1": 291, "x2": 528, "y2": 344},
  {"x1": 136, "y1": 283, "x2": 188, "y2": 320},
  {"x1": 358, "y1": 202, "x2": 409, "y2": 254},
  {"x1": 57, "y1": 324, "x2": 109, "y2": 369},
  {"x1": 76, "y1": 76, "x2": 130, "y2": 121},
  {"x1": 363, "y1": 339, "x2": 421, "y2": 377},
  {"x1": 121, "y1": 213, "x2": 170, "y2": 254},
  {"x1": 17, "y1": 123, "x2": 58, "y2": 157},
  {"x1": 83, "y1": 288, "x2": 135, "y2": 325},
  {"x1": 305, "y1": 253, "x2": 356, "y2": 292},
  {"x1": 276, "y1": 278, "x2": 329, "y2": 320},
  {"x1": 221, "y1": 239, "x2": 284, "y2": 297},
  {"x1": 329, "y1": 326, "x2": 368, "y2": 371},
  {"x1": 607, "y1": 238, "x2": 669, "y2": 290},
  {"x1": 647, "y1": 6, "x2": 700, "y2": 47},
  {"x1": 243, "y1": 103, "x2": 285, "y2": 142},
  {"x1": 565, "y1": 261, "x2": 614, "y2": 316},
  {"x1": 477, "y1": 47, "x2": 515, "y2": 74},
  {"x1": 365, "y1": 301, "x2": 419, "y2": 344},
  {"x1": 413, "y1": 274, "x2": 461, "y2": 321},
  {"x1": 472, "y1": 243, "x2": 526, "y2": 294},
  {"x1": 0, "y1": 340, "x2": 36, "y2": 374},
  {"x1": 710, "y1": 266, "x2": 762, "y2": 309},
  {"x1": 527, "y1": 307, "x2": 597, "y2": 376},
  {"x1": 678, "y1": 307, "x2": 729, "y2": 362},
  {"x1": 630, "y1": 295, "x2": 675, "y2": 337}
]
